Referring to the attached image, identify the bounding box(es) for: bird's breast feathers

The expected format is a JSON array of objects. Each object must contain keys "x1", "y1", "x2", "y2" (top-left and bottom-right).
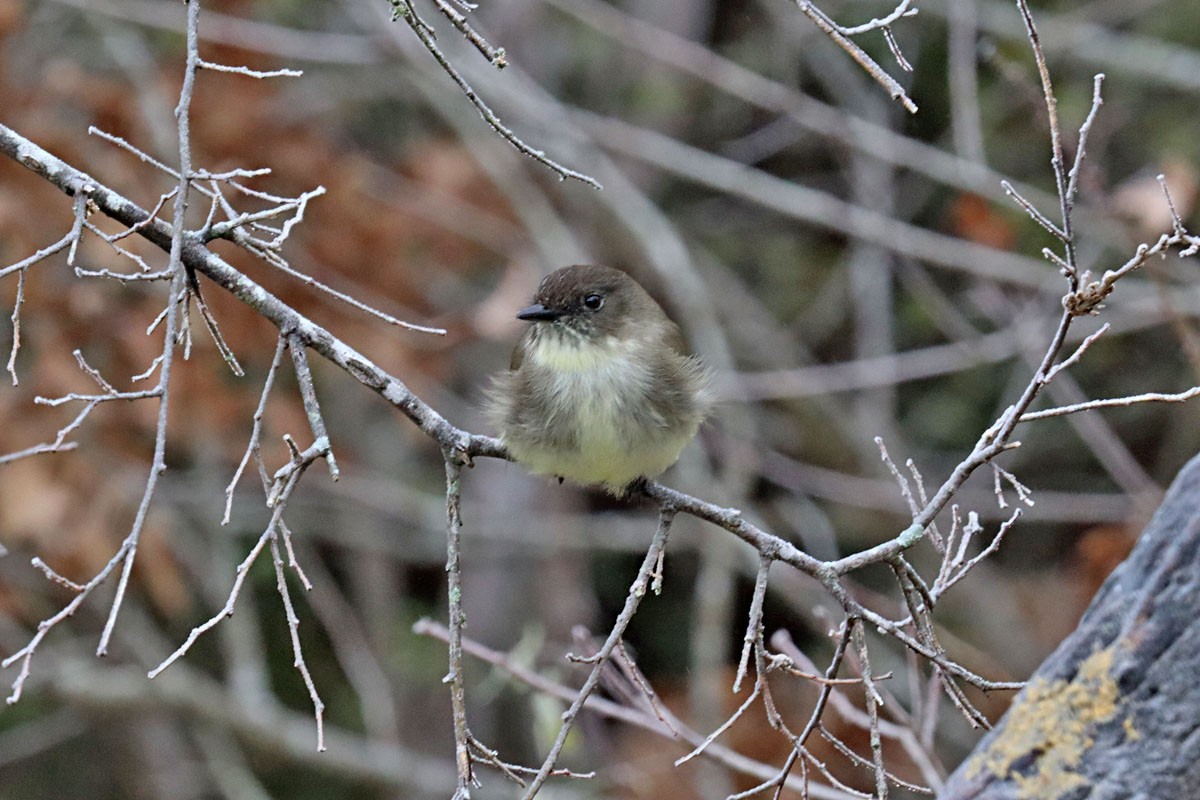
[{"x1": 512, "y1": 333, "x2": 694, "y2": 487}]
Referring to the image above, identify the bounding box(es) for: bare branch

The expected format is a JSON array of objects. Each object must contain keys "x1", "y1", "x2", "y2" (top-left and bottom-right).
[
  {"x1": 1064, "y1": 74, "x2": 1106, "y2": 209},
  {"x1": 790, "y1": 1, "x2": 918, "y2": 113},
  {"x1": 1043, "y1": 323, "x2": 1110, "y2": 383},
  {"x1": 429, "y1": 0, "x2": 507, "y2": 67},
  {"x1": 97, "y1": 0, "x2": 204, "y2": 659},
  {"x1": 733, "y1": 557, "x2": 772, "y2": 693},
  {"x1": 442, "y1": 453, "x2": 476, "y2": 798},
  {"x1": 198, "y1": 58, "x2": 303, "y2": 79},
  {"x1": 30, "y1": 558, "x2": 85, "y2": 592},
  {"x1": 1001, "y1": 179, "x2": 1067, "y2": 241},
  {"x1": 4, "y1": 0, "x2": 1200, "y2": 788},
  {"x1": 414, "y1": 621, "x2": 857, "y2": 799},
  {"x1": 1020, "y1": 385, "x2": 1200, "y2": 422},
  {"x1": 0, "y1": 228, "x2": 77, "y2": 282},
  {"x1": 269, "y1": 535, "x2": 325, "y2": 750},
  {"x1": 287, "y1": 334, "x2": 339, "y2": 481},
  {"x1": 224, "y1": 336, "x2": 287, "y2": 524},
  {"x1": 520, "y1": 508, "x2": 675, "y2": 797},
  {"x1": 387, "y1": 0, "x2": 601, "y2": 188},
  {"x1": 1016, "y1": 0, "x2": 1071, "y2": 252}
]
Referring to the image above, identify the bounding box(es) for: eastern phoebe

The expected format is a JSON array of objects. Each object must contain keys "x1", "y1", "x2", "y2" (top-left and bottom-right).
[{"x1": 487, "y1": 265, "x2": 712, "y2": 494}]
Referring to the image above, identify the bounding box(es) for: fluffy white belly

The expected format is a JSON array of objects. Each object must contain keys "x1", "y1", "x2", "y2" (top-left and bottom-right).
[
  {"x1": 509, "y1": 336, "x2": 694, "y2": 490},
  {"x1": 510, "y1": 417, "x2": 692, "y2": 489}
]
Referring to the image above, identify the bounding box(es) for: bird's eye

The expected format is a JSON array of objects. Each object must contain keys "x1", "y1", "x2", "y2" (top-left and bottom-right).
[{"x1": 583, "y1": 293, "x2": 605, "y2": 310}]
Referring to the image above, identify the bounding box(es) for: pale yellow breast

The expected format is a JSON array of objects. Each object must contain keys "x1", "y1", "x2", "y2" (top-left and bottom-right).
[{"x1": 513, "y1": 334, "x2": 692, "y2": 489}]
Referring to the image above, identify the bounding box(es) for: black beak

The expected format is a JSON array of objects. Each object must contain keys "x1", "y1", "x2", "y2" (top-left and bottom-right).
[{"x1": 517, "y1": 303, "x2": 564, "y2": 322}]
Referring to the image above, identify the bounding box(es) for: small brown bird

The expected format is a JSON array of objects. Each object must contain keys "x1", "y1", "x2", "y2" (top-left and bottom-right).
[{"x1": 487, "y1": 265, "x2": 712, "y2": 494}]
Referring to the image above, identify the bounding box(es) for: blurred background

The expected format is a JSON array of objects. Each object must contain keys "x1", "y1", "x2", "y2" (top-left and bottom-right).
[{"x1": 1, "y1": 0, "x2": 1200, "y2": 797}]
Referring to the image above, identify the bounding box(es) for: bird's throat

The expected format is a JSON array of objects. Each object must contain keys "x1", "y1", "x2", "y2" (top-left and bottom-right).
[{"x1": 527, "y1": 330, "x2": 631, "y2": 373}]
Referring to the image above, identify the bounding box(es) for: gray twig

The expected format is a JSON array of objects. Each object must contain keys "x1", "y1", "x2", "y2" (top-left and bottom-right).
[
  {"x1": 224, "y1": 335, "x2": 287, "y2": 524},
  {"x1": 287, "y1": 334, "x2": 339, "y2": 481},
  {"x1": 791, "y1": 0, "x2": 918, "y2": 113},
  {"x1": 519, "y1": 508, "x2": 675, "y2": 798},
  {"x1": 388, "y1": 0, "x2": 602, "y2": 188}
]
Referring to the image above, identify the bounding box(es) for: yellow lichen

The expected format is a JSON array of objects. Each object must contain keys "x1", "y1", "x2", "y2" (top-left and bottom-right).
[
  {"x1": 965, "y1": 645, "x2": 1133, "y2": 799},
  {"x1": 1122, "y1": 715, "x2": 1140, "y2": 742}
]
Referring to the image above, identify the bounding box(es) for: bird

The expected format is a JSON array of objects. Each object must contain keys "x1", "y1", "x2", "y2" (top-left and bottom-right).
[{"x1": 487, "y1": 265, "x2": 712, "y2": 495}]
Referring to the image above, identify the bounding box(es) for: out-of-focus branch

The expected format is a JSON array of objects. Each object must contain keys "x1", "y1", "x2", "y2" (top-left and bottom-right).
[
  {"x1": 48, "y1": 0, "x2": 380, "y2": 63},
  {"x1": 43, "y1": 659, "x2": 456, "y2": 793},
  {"x1": 951, "y1": 0, "x2": 1200, "y2": 93},
  {"x1": 573, "y1": 110, "x2": 1055, "y2": 290}
]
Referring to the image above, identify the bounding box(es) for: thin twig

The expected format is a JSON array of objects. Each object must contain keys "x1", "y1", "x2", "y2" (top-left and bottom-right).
[
  {"x1": 0, "y1": 440, "x2": 80, "y2": 466},
  {"x1": 413, "y1": 620, "x2": 854, "y2": 799},
  {"x1": 224, "y1": 336, "x2": 288, "y2": 523},
  {"x1": 149, "y1": 465, "x2": 306, "y2": 679},
  {"x1": 430, "y1": 0, "x2": 507, "y2": 67},
  {"x1": 609, "y1": 641, "x2": 682, "y2": 735},
  {"x1": 818, "y1": 725, "x2": 933, "y2": 795},
  {"x1": 7, "y1": 268, "x2": 26, "y2": 385},
  {"x1": 882, "y1": 27, "x2": 912, "y2": 72},
  {"x1": 187, "y1": 274, "x2": 245, "y2": 376},
  {"x1": 198, "y1": 58, "x2": 303, "y2": 78},
  {"x1": 1016, "y1": 0, "x2": 1077, "y2": 285},
  {"x1": 387, "y1": 0, "x2": 602, "y2": 188},
  {"x1": 30, "y1": 558, "x2": 85, "y2": 592},
  {"x1": 34, "y1": 389, "x2": 161, "y2": 407},
  {"x1": 268, "y1": 534, "x2": 325, "y2": 750},
  {"x1": 676, "y1": 683, "x2": 761, "y2": 767},
  {"x1": 849, "y1": 623, "x2": 887, "y2": 799},
  {"x1": 1020, "y1": 385, "x2": 1200, "y2": 422},
  {"x1": 1001, "y1": 180, "x2": 1067, "y2": 241},
  {"x1": 88, "y1": 126, "x2": 180, "y2": 180},
  {"x1": 443, "y1": 452, "x2": 476, "y2": 799},
  {"x1": 1065, "y1": 74, "x2": 1106, "y2": 210},
  {"x1": 520, "y1": 507, "x2": 676, "y2": 798},
  {"x1": 4, "y1": 190, "x2": 90, "y2": 382},
  {"x1": 733, "y1": 557, "x2": 772, "y2": 693},
  {"x1": 3, "y1": 537, "x2": 138, "y2": 702},
  {"x1": 1043, "y1": 323, "x2": 1110, "y2": 383},
  {"x1": 287, "y1": 334, "x2": 338, "y2": 481},
  {"x1": 234, "y1": 238, "x2": 446, "y2": 335},
  {"x1": 96, "y1": 0, "x2": 206, "y2": 659},
  {"x1": 934, "y1": 509, "x2": 1022, "y2": 598},
  {"x1": 0, "y1": 229, "x2": 77, "y2": 281},
  {"x1": 835, "y1": 0, "x2": 916, "y2": 35},
  {"x1": 876, "y1": 437, "x2": 920, "y2": 516},
  {"x1": 791, "y1": 0, "x2": 918, "y2": 113},
  {"x1": 74, "y1": 267, "x2": 171, "y2": 281}
]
